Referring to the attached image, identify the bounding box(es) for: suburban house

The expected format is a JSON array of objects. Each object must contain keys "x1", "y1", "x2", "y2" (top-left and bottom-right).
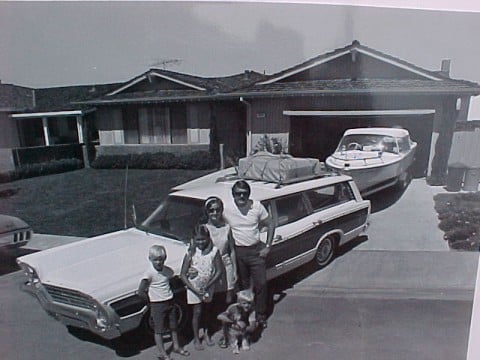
[
  {"x1": 2, "y1": 41, "x2": 480, "y2": 184},
  {"x1": 0, "y1": 82, "x2": 119, "y2": 170}
]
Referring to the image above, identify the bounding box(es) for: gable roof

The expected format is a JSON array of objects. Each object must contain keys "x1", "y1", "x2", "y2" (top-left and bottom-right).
[
  {"x1": 234, "y1": 40, "x2": 480, "y2": 97},
  {"x1": 258, "y1": 40, "x2": 444, "y2": 85},
  {"x1": 77, "y1": 69, "x2": 266, "y2": 105}
]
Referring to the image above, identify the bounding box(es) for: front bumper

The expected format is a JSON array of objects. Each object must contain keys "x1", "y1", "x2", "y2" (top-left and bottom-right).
[{"x1": 21, "y1": 280, "x2": 123, "y2": 340}]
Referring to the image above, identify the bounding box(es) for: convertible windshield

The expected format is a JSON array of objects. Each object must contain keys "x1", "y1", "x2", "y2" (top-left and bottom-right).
[
  {"x1": 139, "y1": 195, "x2": 204, "y2": 244},
  {"x1": 337, "y1": 134, "x2": 399, "y2": 154}
]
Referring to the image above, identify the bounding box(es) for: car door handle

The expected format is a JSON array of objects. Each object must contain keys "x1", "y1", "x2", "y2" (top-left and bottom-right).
[
  {"x1": 313, "y1": 220, "x2": 323, "y2": 226},
  {"x1": 273, "y1": 235, "x2": 283, "y2": 241}
]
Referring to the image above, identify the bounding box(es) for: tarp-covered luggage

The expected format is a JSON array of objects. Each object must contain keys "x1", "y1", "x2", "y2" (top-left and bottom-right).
[{"x1": 238, "y1": 152, "x2": 323, "y2": 184}]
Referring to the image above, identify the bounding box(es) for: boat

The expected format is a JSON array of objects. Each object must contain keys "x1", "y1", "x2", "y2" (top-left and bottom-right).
[{"x1": 325, "y1": 127, "x2": 417, "y2": 196}]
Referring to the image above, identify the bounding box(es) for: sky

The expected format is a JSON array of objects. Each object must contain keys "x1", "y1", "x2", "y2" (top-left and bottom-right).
[{"x1": 2, "y1": 1, "x2": 480, "y2": 91}]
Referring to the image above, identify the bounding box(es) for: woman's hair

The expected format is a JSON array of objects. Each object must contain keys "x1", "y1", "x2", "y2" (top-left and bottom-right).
[
  {"x1": 148, "y1": 244, "x2": 167, "y2": 260},
  {"x1": 204, "y1": 196, "x2": 224, "y2": 213}
]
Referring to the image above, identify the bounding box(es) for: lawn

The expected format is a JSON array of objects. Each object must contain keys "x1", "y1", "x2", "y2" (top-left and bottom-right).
[
  {"x1": 434, "y1": 192, "x2": 480, "y2": 251},
  {"x1": 0, "y1": 168, "x2": 212, "y2": 237}
]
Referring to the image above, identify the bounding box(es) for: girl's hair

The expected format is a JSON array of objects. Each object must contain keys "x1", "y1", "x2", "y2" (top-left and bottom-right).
[
  {"x1": 188, "y1": 223, "x2": 212, "y2": 255},
  {"x1": 149, "y1": 244, "x2": 167, "y2": 260},
  {"x1": 192, "y1": 223, "x2": 211, "y2": 239},
  {"x1": 204, "y1": 196, "x2": 224, "y2": 213}
]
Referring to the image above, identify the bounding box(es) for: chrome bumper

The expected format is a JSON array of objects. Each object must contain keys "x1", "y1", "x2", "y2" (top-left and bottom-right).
[{"x1": 21, "y1": 281, "x2": 123, "y2": 340}]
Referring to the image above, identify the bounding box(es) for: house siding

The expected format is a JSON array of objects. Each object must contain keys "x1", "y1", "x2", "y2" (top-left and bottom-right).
[{"x1": 0, "y1": 113, "x2": 21, "y2": 148}]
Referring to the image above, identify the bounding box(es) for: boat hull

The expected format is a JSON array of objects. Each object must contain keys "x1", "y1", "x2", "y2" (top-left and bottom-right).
[{"x1": 326, "y1": 146, "x2": 416, "y2": 195}]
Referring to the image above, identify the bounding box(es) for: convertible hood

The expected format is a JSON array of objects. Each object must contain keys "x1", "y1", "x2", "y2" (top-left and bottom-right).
[{"x1": 17, "y1": 228, "x2": 188, "y2": 301}]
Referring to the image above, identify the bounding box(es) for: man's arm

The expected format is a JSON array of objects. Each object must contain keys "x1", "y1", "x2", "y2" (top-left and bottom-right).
[{"x1": 259, "y1": 213, "x2": 275, "y2": 258}]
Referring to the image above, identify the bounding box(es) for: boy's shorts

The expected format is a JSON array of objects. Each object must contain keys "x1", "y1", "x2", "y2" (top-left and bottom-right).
[{"x1": 150, "y1": 299, "x2": 177, "y2": 334}]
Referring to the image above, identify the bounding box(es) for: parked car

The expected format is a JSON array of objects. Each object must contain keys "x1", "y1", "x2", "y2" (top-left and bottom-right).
[
  {"x1": 17, "y1": 171, "x2": 370, "y2": 339},
  {"x1": 0, "y1": 214, "x2": 32, "y2": 250}
]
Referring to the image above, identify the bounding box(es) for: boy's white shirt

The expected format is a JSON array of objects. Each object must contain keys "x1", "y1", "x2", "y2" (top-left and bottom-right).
[{"x1": 142, "y1": 263, "x2": 174, "y2": 302}]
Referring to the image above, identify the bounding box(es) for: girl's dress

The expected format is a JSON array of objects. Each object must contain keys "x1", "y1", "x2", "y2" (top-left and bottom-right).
[
  {"x1": 206, "y1": 223, "x2": 236, "y2": 292},
  {"x1": 186, "y1": 246, "x2": 219, "y2": 304}
]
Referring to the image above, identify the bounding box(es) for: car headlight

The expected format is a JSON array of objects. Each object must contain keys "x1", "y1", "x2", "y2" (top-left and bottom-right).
[
  {"x1": 93, "y1": 304, "x2": 110, "y2": 331},
  {"x1": 17, "y1": 261, "x2": 40, "y2": 285}
]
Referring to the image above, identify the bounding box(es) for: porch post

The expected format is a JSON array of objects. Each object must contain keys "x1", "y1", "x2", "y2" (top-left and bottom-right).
[
  {"x1": 76, "y1": 115, "x2": 90, "y2": 168},
  {"x1": 76, "y1": 115, "x2": 85, "y2": 143},
  {"x1": 42, "y1": 117, "x2": 51, "y2": 146}
]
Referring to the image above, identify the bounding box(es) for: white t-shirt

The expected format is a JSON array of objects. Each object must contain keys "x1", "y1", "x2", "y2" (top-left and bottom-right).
[
  {"x1": 223, "y1": 198, "x2": 269, "y2": 247},
  {"x1": 141, "y1": 264, "x2": 174, "y2": 302}
]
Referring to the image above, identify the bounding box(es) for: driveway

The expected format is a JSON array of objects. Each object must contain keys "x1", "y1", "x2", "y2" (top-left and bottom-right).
[{"x1": 359, "y1": 178, "x2": 449, "y2": 251}]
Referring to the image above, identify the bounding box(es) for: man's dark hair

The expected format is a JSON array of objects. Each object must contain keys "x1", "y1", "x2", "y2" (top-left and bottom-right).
[{"x1": 232, "y1": 180, "x2": 251, "y2": 195}]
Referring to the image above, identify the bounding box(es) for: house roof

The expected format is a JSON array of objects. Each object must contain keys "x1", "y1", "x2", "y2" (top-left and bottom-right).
[
  {"x1": 0, "y1": 82, "x2": 120, "y2": 115},
  {"x1": 34, "y1": 83, "x2": 121, "y2": 112},
  {"x1": 228, "y1": 78, "x2": 480, "y2": 97},
  {"x1": 242, "y1": 40, "x2": 480, "y2": 96},
  {"x1": 0, "y1": 83, "x2": 34, "y2": 112},
  {"x1": 76, "y1": 69, "x2": 267, "y2": 105},
  {"x1": 3, "y1": 41, "x2": 480, "y2": 112}
]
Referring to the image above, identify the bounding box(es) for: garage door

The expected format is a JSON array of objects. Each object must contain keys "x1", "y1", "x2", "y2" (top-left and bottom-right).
[{"x1": 289, "y1": 113, "x2": 434, "y2": 178}]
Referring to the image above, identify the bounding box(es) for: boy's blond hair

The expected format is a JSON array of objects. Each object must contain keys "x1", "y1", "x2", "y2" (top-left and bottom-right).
[{"x1": 148, "y1": 245, "x2": 167, "y2": 260}]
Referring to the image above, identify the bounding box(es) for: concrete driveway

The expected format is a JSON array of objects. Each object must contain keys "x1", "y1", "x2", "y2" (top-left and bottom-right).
[{"x1": 359, "y1": 178, "x2": 449, "y2": 252}]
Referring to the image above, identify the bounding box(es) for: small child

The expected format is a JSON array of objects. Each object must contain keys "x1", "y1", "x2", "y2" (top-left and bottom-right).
[
  {"x1": 138, "y1": 245, "x2": 190, "y2": 360},
  {"x1": 180, "y1": 224, "x2": 223, "y2": 351},
  {"x1": 217, "y1": 289, "x2": 257, "y2": 354}
]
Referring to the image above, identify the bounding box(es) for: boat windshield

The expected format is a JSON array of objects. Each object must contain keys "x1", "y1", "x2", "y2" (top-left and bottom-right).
[
  {"x1": 138, "y1": 195, "x2": 204, "y2": 244},
  {"x1": 337, "y1": 134, "x2": 399, "y2": 154}
]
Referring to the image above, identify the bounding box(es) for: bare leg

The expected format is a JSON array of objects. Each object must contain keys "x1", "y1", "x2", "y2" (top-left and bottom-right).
[
  {"x1": 154, "y1": 333, "x2": 169, "y2": 359},
  {"x1": 192, "y1": 304, "x2": 204, "y2": 350}
]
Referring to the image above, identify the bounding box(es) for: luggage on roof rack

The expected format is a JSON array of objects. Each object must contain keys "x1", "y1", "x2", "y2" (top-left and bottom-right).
[{"x1": 238, "y1": 152, "x2": 326, "y2": 184}]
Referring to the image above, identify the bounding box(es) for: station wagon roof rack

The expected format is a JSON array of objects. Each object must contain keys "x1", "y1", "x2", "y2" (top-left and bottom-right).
[{"x1": 215, "y1": 165, "x2": 338, "y2": 188}]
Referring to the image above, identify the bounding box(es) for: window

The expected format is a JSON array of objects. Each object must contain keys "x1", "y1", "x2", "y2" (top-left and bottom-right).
[
  {"x1": 138, "y1": 107, "x2": 171, "y2": 144},
  {"x1": 305, "y1": 182, "x2": 354, "y2": 212},
  {"x1": 274, "y1": 193, "x2": 309, "y2": 226}
]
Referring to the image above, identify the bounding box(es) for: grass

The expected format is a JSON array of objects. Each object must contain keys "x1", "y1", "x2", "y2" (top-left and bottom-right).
[
  {"x1": 0, "y1": 168, "x2": 213, "y2": 237},
  {"x1": 434, "y1": 192, "x2": 480, "y2": 251}
]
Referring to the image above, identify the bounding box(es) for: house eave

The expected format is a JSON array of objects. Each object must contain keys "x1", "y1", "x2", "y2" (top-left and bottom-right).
[{"x1": 10, "y1": 109, "x2": 85, "y2": 119}]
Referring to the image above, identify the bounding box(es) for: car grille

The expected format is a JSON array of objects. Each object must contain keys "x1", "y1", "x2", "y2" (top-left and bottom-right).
[
  {"x1": 43, "y1": 284, "x2": 96, "y2": 311},
  {"x1": 13, "y1": 230, "x2": 31, "y2": 243}
]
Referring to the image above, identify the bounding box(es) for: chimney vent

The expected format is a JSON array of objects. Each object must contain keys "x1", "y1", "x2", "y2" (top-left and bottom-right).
[{"x1": 441, "y1": 59, "x2": 451, "y2": 77}]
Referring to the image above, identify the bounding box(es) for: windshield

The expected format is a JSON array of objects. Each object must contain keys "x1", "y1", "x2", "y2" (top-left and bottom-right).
[
  {"x1": 139, "y1": 195, "x2": 204, "y2": 244},
  {"x1": 337, "y1": 134, "x2": 399, "y2": 154}
]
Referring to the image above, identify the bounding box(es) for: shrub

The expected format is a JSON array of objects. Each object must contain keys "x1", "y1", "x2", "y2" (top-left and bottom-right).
[
  {"x1": 0, "y1": 158, "x2": 83, "y2": 183},
  {"x1": 91, "y1": 151, "x2": 216, "y2": 170}
]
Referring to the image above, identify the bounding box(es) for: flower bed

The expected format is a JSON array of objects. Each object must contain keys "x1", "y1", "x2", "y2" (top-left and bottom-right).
[{"x1": 434, "y1": 192, "x2": 480, "y2": 250}]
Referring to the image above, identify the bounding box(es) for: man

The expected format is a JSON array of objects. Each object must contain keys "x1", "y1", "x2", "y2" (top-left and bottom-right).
[{"x1": 223, "y1": 180, "x2": 275, "y2": 329}]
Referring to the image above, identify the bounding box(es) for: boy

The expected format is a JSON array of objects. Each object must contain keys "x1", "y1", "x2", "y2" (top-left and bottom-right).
[
  {"x1": 217, "y1": 289, "x2": 257, "y2": 354},
  {"x1": 138, "y1": 245, "x2": 190, "y2": 360}
]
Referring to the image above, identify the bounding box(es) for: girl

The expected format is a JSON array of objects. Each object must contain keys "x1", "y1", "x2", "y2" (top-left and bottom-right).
[{"x1": 180, "y1": 224, "x2": 222, "y2": 350}]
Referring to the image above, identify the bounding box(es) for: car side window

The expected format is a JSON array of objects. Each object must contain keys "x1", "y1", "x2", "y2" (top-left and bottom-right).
[
  {"x1": 305, "y1": 182, "x2": 354, "y2": 212},
  {"x1": 274, "y1": 193, "x2": 309, "y2": 226}
]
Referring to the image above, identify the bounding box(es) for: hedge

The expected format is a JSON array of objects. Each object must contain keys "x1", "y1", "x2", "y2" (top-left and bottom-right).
[
  {"x1": 91, "y1": 150, "x2": 217, "y2": 170},
  {"x1": 0, "y1": 158, "x2": 83, "y2": 183}
]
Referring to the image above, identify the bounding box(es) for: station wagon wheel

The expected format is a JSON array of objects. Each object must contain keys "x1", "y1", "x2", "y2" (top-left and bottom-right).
[{"x1": 315, "y1": 235, "x2": 336, "y2": 268}]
